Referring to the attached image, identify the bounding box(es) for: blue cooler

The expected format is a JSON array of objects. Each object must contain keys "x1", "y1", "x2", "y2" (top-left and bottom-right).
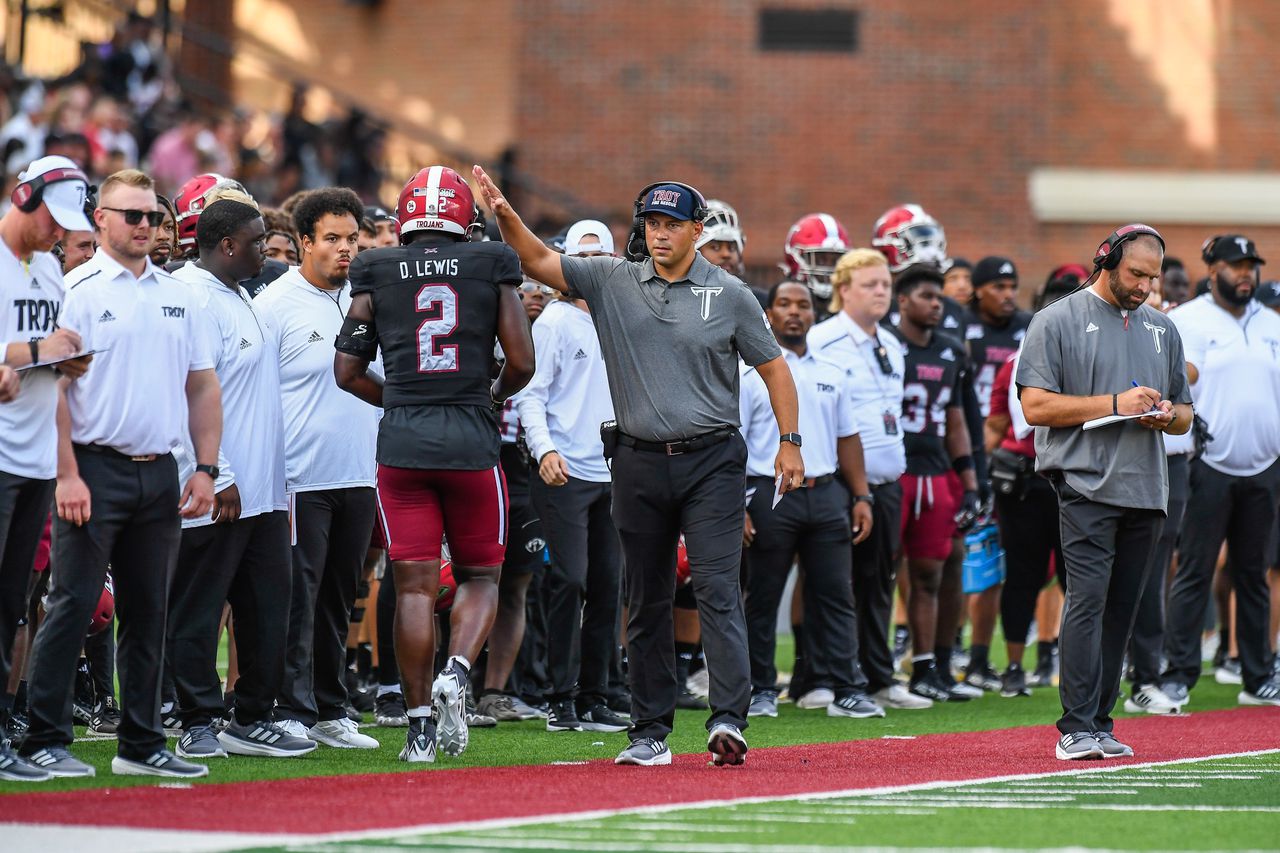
[{"x1": 962, "y1": 523, "x2": 1005, "y2": 594}]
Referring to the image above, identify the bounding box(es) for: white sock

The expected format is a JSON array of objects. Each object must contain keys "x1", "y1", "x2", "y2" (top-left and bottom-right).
[
  {"x1": 406, "y1": 705, "x2": 431, "y2": 719},
  {"x1": 449, "y1": 655, "x2": 472, "y2": 675},
  {"x1": 912, "y1": 653, "x2": 936, "y2": 664},
  {"x1": 377, "y1": 683, "x2": 402, "y2": 697}
]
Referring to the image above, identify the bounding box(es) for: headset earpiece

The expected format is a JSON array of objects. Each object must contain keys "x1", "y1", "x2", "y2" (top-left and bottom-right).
[
  {"x1": 1095, "y1": 223, "x2": 1165, "y2": 272},
  {"x1": 10, "y1": 166, "x2": 89, "y2": 213},
  {"x1": 1200, "y1": 235, "x2": 1224, "y2": 266},
  {"x1": 626, "y1": 180, "x2": 708, "y2": 261}
]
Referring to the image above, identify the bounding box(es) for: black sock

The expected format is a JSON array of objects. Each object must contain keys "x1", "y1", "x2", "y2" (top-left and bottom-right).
[
  {"x1": 935, "y1": 645, "x2": 953, "y2": 675},
  {"x1": 970, "y1": 643, "x2": 990, "y2": 671},
  {"x1": 955, "y1": 628, "x2": 965, "y2": 648},
  {"x1": 675, "y1": 642, "x2": 695, "y2": 688},
  {"x1": 1037, "y1": 640, "x2": 1055, "y2": 667},
  {"x1": 791, "y1": 624, "x2": 806, "y2": 666}
]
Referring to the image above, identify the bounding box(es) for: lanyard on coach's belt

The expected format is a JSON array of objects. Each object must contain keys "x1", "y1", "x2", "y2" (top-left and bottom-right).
[{"x1": 853, "y1": 331, "x2": 900, "y2": 437}]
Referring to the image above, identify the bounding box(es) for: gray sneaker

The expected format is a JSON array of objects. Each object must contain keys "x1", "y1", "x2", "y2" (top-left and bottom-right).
[
  {"x1": 827, "y1": 692, "x2": 886, "y2": 718},
  {"x1": 177, "y1": 724, "x2": 228, "y2": 758},
  {"x1": 748, "y1": 690, "x2": 779, "y2": 718},
  {"x1": 708, "y1": 722, "x2": 748, "y2": 766},
  {"x1": 615, "y1": 737, "x2": 671, "y2": 766},
  {"x1": 475, "y1": 693, "x2": 525, "y2": 722},
  {"x1": 1161, "y1": 681, "x2": 1191, "y2": 706},
  {"x1": 112, "y1": 749, "x2": 209, "y2": 778},
  {"x1": 1239, "y1": 679, "x2": 1280, "y2": 707},
  {"x1": 1094, "y1": 730, "x2": 1135, "y2": 758},
  {"x1": 23, "y1": 746, "x2": 96, "y2": 777},
  {"x1": 218, "y1": 719, "x2": 317, "y2": 757},
  {"x1": 0, "y1": 743, "x2": 52, "y2": 782},
  {"x1": 1055, "y1": 731, "x2": 1104, "y2": 760}
]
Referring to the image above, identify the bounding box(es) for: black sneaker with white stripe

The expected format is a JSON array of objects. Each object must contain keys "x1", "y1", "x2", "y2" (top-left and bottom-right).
[
  {"x1": 112, "y1": 749, "x2": 209, "y2": 778},
  {"x1": 218, "y1": 718, "x2": 318, "y2": 757}
]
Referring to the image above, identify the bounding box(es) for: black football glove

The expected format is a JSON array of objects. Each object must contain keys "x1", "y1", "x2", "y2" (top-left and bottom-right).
[{"x1": 954, "y1": 490, "x2": 982, "y2": 532}]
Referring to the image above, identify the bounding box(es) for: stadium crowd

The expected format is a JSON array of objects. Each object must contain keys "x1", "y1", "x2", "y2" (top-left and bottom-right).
[{"x1": 0, "y1": 21, "x2": 1278, "y2": 780}]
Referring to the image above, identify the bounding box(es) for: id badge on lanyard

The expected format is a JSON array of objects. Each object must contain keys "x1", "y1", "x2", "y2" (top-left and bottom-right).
[{"x1": 882, "y1": 409, "x2": 899, "y2": 436}]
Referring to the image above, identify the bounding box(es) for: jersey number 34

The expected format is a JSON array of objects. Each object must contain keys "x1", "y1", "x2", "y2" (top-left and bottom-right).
[{"x1": 416, "y1": 284, "x2": 459, "y2": 373}]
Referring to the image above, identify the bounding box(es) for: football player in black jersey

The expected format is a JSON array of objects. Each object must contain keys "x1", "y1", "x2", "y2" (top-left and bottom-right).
[
  {"x1": 334, "y1": 166, "x2": 535, "y2": 763},
  {"x1": 962, "y1": 256, "x2": 1033, "y2": 691},
  {"x1": 889, "y1": 265, "x2": 981, "y2": 702}
]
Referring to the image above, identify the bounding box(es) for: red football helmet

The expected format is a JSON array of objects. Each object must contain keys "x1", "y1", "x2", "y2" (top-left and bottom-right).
[
  {"x1": 397, "y1": 165, "x2": 482, "y2": 241},
  {"x1": 436, "y1": 560, "x2": 456, "y2": 613},
  {"x1": 89, "y1": 572, "x2": 115, "y2": 635},
  {"x1": 872, "y1": 204, "x2": 948, "y2": 272},
  {"x1": 782, "y1": 213, "x2": 850, "y2": 299},
  {"x1": 174, "y1": 173, "x2": 246, "y2": 251}
]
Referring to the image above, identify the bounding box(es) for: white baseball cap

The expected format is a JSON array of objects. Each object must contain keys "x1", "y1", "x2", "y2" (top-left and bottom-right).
[
  {"x1": 17, "y1": 155, "x2": 93, "y2": 232},
  {"x1": 564, "y1": 219, "x2": 614, "y2": 256}
]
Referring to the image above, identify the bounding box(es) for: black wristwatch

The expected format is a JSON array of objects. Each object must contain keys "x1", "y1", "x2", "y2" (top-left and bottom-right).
[
  {"x1": 195, "y1": 464, "x2": 220, "y2": 480},
  {"x1": 779, "y1": 433, "x2": 803, "y2": 448},
  {"x1": 854, "y1": 494, "x2": 875, "y2": 506}
]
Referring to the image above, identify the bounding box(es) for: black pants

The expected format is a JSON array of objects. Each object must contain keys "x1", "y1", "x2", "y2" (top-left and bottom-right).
[
  {"x1": 501, "y1": 442, "x2": 549, "y2": 700},
  {"x1": 85, "y1": 617, "x2": 116, "y2": 702},
  {"x1": 851, "y1": 480, "x2": 903, "y2": 694},
  {"x1": 168, "y1": 511, "x2": 291, "y2": 728},
  {"x1": 745, "y1": 478, "x2": 860, "y2": 695},
  {"x1": 24, "y1": 449, "x2": 180, "y2": 759},
  {"x1": 1054, "y1": 480, "x2": 1163, "y2": 735},
  {"x1": 1128, "y1": 454, "x2": 1190, "y2": 686},
  {"x1": 996, "y1": 476, "x2": 1063, "y2": 646},
  {"x1": 1164, "y1": 458, "x2": 1280, "y2": 693},
  {"x1": 612, "y1": 433, "x2": 750, "y2": 741},
  {"x1": 278, "y1": 488, "x2": 376, "y2": 725},
  {"x1": 532, "y1": 476, "x2": 620, "y2": 706},
  {"x1": 0, "y1": 472, "x2": 54, "y2": 718}
]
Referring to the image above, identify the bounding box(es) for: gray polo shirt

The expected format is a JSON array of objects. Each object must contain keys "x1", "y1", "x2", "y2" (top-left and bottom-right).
[
  {"x1": 560, "y1": 252, "x2": 781, "y2": 441},
  {"x1": 1015, "y1": 289, "x2": 1192, "y2": 511}
]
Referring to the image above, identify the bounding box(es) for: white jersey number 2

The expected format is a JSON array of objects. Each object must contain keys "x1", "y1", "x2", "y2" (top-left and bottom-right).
[{"x1": 416, "y1": 284, "x2": 459, "y2": 373}]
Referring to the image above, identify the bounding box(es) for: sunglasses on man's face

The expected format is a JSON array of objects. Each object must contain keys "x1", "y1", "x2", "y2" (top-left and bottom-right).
[
  {"x1": 102, "y1": 207, "x2": 165, "y2": 227},
  {"x1": 519, "y1": 283, "x2": 555, "y2": 296}
]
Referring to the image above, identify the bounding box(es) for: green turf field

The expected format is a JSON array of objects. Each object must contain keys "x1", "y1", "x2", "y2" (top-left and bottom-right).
[{"x1": 239, "y1": 753, "x2": 1280, "y2": 852}]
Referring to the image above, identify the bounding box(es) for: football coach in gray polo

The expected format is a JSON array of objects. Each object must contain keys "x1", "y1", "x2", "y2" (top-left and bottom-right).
[
  {"x1": 1016, "y1": 224, "x2": 1192, "y2": 762},
  {"x1": 474, "y1": 166, "x2": 802, "y2": 769}
]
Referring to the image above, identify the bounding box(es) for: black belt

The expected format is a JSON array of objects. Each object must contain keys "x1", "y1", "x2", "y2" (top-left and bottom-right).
[
  {"x1": 751, "y1": 473, "x2": 835, "y2": 489},
  {"x1": 618, "y1": 429, "x2": 735, "y2": 456},
  {"x1": 74, "y1": 443, "x2": 161, "y2": 463}
]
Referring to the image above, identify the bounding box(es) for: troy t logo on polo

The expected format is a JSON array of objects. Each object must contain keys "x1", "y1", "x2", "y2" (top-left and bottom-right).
[
  {"x1": 162, "y1": 306, "x2": 185, "y2": 318},
  {"x1": 690, "y1": 286, "x2": 723, "y2": 320},
  {"x1": 649, "y1": 189, "x2": 682, "y2": 208},
  {"x1": 1143, "y1": 320, "x2": 1166, "y2": 354}
]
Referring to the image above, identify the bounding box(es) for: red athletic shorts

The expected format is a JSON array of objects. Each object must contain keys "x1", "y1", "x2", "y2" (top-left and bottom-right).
[
  {"x1": 376, "y1": 464, "x2": 508, "y2": 566},
  {"x1": 899, "y1": 473, "x2": 959, "y2": 561}
]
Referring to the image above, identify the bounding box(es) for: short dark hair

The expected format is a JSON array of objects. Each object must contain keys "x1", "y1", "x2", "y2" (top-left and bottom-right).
[
  {"x1": 1120, "y1": 233, "x2": 1163, "y2": 262},
  {"x1": 291, "y1": 187, "x2": 364, "y2": 241},
  {"x1": 767, "y1": 280, "x2": 813, "y2": 308},
  {"x1": 1161, "y1": 256, "x2": 1184, "y2": 274},
  {"x1": 894, "y1": 263, "x2": 945, "y2": 297},
  {"x1": 196, "y1": 199, "x2": 262, "y2": 254}
]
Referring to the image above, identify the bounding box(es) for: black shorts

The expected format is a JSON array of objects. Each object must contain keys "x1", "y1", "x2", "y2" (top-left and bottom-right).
[{"x1": 500, "y1": 442, "x2": 545, "y2": 573}]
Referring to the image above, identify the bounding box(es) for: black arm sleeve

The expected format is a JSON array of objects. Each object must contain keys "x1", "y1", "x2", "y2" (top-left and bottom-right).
[{"x1": 335, "y1": 314, "x2": 378, "y2": 359}]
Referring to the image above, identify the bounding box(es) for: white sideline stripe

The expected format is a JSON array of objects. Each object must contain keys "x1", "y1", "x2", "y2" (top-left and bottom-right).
[{"x1": 5, "y1": 748, "x2": 1278, "y2": 853}]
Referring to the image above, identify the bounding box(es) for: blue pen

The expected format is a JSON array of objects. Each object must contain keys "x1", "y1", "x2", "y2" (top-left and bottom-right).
[{"x1": 1131, "y1": 380, "x2": 1139, "y2": 388}]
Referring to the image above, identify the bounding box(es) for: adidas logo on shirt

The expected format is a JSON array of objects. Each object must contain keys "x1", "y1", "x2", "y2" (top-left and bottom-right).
[
  {"x1": 239, "y1": 338, "x2": 252, "y2": 350},
  {"x1": 573, "y1": 348, "x2": 588, "y2": 360},
  {"x1": 98, "y1": 310, "x2": 115, "y2": 323},
  {"x1": 1085, "y1": 322, "x2": 1099, "y2": 333},
  {"x1": 307, "y1": 331, "x2": 324, "y2": 343}
]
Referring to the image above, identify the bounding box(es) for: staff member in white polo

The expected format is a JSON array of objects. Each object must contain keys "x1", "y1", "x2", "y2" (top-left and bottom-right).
[
  {"x1": 515, "y1": 219, "x2": 629, "y2": 735},
  {"x1": 809, "y1": 248, "x2": 931, "y2": 711},
  {"x1": 20, "y1": 169, "x2": 221, "y2": 779},
  {"x1": 741, "y1": 281, "x2": 878, "y2": 720},
  {"x1": 1162, "y1": 234, "x2": 1280, "y2": 707},
  {"x1": 256, "y1": 188, "x2": 380, "y2": 748},
  {"x1": 166, "y1": 196, "x2": 314, "y2": 762},
  {"x1": 0, "y1": 155, "x2": 93, "y2": 782}
]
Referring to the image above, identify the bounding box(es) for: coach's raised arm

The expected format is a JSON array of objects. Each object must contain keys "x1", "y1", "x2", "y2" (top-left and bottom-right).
[{"x1": 474, "y1": 164, "x2": 800, "y2": 768}]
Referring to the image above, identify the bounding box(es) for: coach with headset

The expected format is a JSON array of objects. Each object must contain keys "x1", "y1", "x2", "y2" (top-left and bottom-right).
[
  {"x1": 473, "y1": 166, "x2": 802, "y2": 769},
  {"x1": 1016, "y1": 224, "x2": 1192, "y2": 762}
]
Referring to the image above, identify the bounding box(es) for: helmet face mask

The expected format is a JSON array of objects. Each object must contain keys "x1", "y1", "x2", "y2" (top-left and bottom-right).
[{"x1": 872, "y1": 204, "x2": 947, "y2": 272}]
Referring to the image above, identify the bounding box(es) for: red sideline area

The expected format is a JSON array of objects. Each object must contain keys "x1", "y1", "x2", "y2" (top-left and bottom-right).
[{"x1": 4, "y1": 707, "x2": 1277, "y2": 835}]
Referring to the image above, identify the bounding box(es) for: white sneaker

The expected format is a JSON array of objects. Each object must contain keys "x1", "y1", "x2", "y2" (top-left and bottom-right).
[
  {"x1": 309, "y1": 718, "x2": 380, "y2": 749},
  {"x1": 873, "y1": 683, "x2": 933, "y2": 710},
  {"x1": 275, "y1": 718, "x2": 312, "y2": 739},
  {"x1": 686, "y1": 666, "x2": 710, "y2": 698},
  {"x1": 1124, "y1": 684, "x2": 1181, "y2": 715},
  {"x1": 795, "y1": 688, "x2": 836, "y2": 709}
]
